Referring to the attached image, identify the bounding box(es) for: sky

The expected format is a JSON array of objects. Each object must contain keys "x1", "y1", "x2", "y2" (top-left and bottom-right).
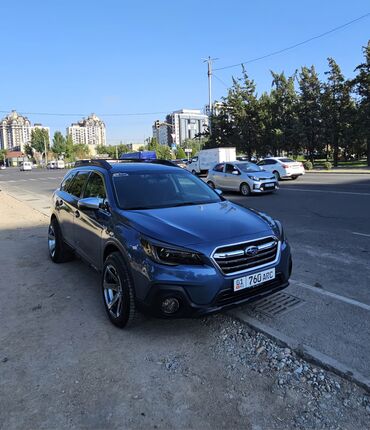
[{"x1": 0, "y1": 0, "x2": 369, "y2": 144}]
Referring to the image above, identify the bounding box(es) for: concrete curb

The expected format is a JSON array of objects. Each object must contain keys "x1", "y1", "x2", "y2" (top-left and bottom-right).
[
  {"x1": 306, "y1": 170, "x2": 370, "y2": 175},
  {"x1": 228, "y1": 309, "x2": 370, "y2": 393}
]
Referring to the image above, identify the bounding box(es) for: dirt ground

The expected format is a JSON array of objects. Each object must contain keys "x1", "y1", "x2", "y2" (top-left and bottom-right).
[{"x1": 0, "y1": 191, "x2": 369, "y2": 430}]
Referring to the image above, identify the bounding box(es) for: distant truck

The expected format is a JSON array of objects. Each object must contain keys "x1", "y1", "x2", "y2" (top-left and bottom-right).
[
  {"x1": 47, "y1": 160, "x2": 65, "y2": 169},
  {"x1": 186, "y1": 147, "x2": 236, "y2": 175}
]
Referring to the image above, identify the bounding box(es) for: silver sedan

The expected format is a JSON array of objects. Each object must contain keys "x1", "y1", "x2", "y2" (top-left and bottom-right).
[{"x1": 206, "y1": 161, "x2": 278, "y2": 196}]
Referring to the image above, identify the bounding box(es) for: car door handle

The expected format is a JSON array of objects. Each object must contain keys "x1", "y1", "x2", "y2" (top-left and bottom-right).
[{"x1": 75, "y1": 210, "x2": 80, "y2": 218}]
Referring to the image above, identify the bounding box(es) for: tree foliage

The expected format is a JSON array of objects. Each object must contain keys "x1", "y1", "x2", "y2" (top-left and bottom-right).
[
  {"x1": 31, "y1": 128, "x2": 50, "y2": 154},
  {"x1": 208, "y1": 41, "x2": 370, "y2": 165}
]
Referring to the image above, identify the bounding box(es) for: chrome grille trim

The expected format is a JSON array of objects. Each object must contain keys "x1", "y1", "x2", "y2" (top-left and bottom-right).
[{"x1": 211, "y1": 236, "x2": 280, "y2": 276}]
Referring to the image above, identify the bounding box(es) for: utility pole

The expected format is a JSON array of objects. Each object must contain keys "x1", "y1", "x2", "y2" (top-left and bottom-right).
[
  {"x1": 44, "y1": 135, "x2": 48, "y2": 167},
  {"x1": 204, "y1": 56, "x2": 218, "y2": 135}
]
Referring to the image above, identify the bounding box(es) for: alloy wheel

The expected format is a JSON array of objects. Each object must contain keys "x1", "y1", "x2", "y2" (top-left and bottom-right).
[
  {"x1": 48, "y1": 224, "x2": 56, "y2": 258},
  {"x1": 103, "y1": 264, "x2": 123, "y2": 318}
]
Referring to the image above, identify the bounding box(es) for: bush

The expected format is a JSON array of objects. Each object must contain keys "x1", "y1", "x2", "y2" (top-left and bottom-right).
[
  {"x1": 303, "y1": 161, "x2": 313, "y2": 170},
  {"x1": 323, "y1": 161, "x2": 332, "y2": 170}
]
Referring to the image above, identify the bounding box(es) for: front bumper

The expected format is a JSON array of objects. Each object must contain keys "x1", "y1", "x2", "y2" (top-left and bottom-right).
[{"x1": 134, "y1": 241, "x2": 292, "y2": 318}]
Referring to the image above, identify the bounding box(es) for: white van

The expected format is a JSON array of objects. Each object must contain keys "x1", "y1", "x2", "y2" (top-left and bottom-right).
[
  {"x1": 20, "y1": 161, "x2": 32, "y2": 171},
  {"x1": 186, "y1": 147, "x2": 237, "y2": 175},
  {"x1": 47, "y1": 161, "x2": 56, "y2": 169},
  {"x1": 56, "y1": 160, "x2": 65, "y2": 169}
]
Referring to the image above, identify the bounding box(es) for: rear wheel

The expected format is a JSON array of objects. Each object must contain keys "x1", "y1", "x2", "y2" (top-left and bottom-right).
[
  {"x1": 48, "y1": 218, "x2": 74, "y2": 263},
  {"x1": 291, "y1": 175, "x2": 298, "y2": 180},
  {"x1": 207, "y1": 181, "x2": 215, "y2": 189},
  {"x1": 240, "y1": 182, "x2": 251, "y2": 196},
  {"x1": 102, "y1": 252, "x2": 137, "y2": 328},
  {"x1": 273, "y1": 171, "x2": 281, "y2": 181}
]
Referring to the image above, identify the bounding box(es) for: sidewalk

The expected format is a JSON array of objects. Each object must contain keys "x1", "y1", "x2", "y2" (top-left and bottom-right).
[
  {"x1": 229, "y1": 279, "x2": 370, "y2": 391},
  {"x1": 307, "y1": 168, "x2": 370, "y2": 174}
]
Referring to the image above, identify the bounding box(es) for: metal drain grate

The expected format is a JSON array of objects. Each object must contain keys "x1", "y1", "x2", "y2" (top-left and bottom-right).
[{"x1": 252, "y1": 292, "x2": 304, "y2": 317}]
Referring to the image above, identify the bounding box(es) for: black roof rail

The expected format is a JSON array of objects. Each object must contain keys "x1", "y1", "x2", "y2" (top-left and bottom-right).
[
  {"x1": 74, "y1": 159, "x2": 113, "y2": 169},
  {"x1": 74, "y1": 158, "x2": 180, "y2": 170}
]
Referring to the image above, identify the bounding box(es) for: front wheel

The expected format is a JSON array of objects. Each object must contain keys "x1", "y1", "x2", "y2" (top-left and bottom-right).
[
  {"x1": 273, "y1": 171, "x2": 281, "y2": 181},
  {"x1": 102, "y1": 252, "x2": 137, "y2": 328},
  {"x1": 240, "y1": 182, "x2": 251, "y2": 196},
  {"x1": 207, "y1": 181, "x2": 215, "y2": 189},
  {"x1": 291, "y1": 175, "x2": 298, "y2": 180},
  {"x1": 191, "y1": 170, "x2": 197, "y2": 175}
]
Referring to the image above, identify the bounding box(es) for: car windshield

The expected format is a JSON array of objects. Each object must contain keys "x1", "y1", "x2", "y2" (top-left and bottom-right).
[
  {"x1": 113, "y1": 170, "x2": 222, "y2": 210},
  {"x1": 236, "y1": 162, "x2": 263, "y2": 173}
]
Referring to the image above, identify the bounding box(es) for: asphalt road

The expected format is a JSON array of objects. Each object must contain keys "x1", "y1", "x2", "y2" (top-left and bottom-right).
[{"x1": 1, "y1": 167, "x2": 370, "y2": 380}]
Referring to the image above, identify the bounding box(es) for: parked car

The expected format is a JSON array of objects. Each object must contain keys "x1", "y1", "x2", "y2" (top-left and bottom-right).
[
  {"x1": 206, "y1": 162, "x2": 278, "y2": 196},
  {"x1": 47, "y1": 161, "x2": 56, "y2": 169},
  {"x1": 48, "y1": 158, "x2": 292, "y2": 328},
  {"x1": 172, "y1": 159, "x2": 187, "y2": 169},
  {"x1": 20, "y1": 161, "x2": 32, "y2": 171},
  {"x1": 0, "y1": 164, "x2": 6, "y2": 170},
  {"x1": 257, "y1": 157, "x2": 305, "y2": 180}
]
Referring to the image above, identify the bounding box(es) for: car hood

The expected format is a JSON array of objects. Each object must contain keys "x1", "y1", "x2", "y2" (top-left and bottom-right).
[
  {"x1": 119, "y1": 201, "x2": 272, "y2": 246},
  {"x1": 242, "y1": 171, "x2": 275, "y2": 180}
]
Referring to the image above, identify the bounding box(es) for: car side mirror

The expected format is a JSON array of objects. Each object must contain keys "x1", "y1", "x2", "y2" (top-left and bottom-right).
[
  {"x1": 232, "y1": 170, "x2": 239, "y2": 175},
  {"x1": 78, "y1": 197, "x2": 101, "y2": 210},
  {"x1": 215, "y1": 189, "x2": 223, "y2": 196}
]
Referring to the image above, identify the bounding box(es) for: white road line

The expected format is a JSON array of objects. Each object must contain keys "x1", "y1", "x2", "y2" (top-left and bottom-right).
[
  {"x1": 352, "y1": 232, "x2": 370, "y2": 238},
  {"x1": 291, "y1": 279, "x2": 370, "y2": 312},
  {"x1": 282, "y1": 187, "x2": 370, "y2": 196}
]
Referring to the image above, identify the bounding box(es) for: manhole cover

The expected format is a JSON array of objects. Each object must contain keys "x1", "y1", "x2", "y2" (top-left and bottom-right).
[{"x1": 252, "y1": 292, "x2": 304, "y2": 317}]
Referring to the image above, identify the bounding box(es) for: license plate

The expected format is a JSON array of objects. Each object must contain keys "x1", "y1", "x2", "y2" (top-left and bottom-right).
[
  {"x1": 234, "y1": 268, "x2": 276, "y2": 292},
  {"x1": 264, "y1": 183, "x2": 275, "y2": 188}
]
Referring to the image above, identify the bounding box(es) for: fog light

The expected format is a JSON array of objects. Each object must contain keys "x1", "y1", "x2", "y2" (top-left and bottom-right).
[{"x1": 161, "y1": 297, "x2": 180, "y2": 314}]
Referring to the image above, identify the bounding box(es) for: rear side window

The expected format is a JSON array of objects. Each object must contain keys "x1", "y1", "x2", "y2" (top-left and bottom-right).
[
  {"x1": 279, "y1": 158, "x2": 295, "y2": 163},
  {"x1": 68, "y1": 171, "x2": 90, "y2": 198},
  {"x1": 83, "y1": 172, "x2": 107, "y2": 200},
  {"x1": 60, "y1": 171, "x2": 77, "y2": 192},
  {"x1": 213, "y1": 163, "x2": 224, "y2": 172}
]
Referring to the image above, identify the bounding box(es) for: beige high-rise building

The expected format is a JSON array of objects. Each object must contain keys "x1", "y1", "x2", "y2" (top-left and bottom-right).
[
  {"x1": 0, "y1": 110, "x2": 32, "y2": 151},
  {"x1": 67, "y1": 113, "x2": 106, "y2": 154}
]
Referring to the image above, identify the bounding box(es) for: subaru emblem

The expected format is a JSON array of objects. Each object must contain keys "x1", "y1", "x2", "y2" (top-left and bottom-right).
[{"x1": 245, "y1": 246, "x2": 258, "y2": 256}]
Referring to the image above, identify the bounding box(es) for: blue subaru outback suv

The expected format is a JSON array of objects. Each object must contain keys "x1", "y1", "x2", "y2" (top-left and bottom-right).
[{"x1": 48, "y1": 158, "x2": 292, "y2": 328}]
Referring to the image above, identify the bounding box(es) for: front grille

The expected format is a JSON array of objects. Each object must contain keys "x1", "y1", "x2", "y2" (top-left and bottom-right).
[
  {"x1": 212, "y1": 236, "x2": 279, "y2": 275},
  {"x1": 214, "y1": 275, "x2": 283, "y2": 307}
]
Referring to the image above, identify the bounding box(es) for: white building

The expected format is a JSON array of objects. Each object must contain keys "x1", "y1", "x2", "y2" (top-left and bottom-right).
[
  {"x1": 67, "y1": 113, "x2": 106, "y2": 154},
  {"x1": 153, "y1": 109, "x2": 208, "y2": 147},
  {"x1": 0, "y1": 110, "x2": 32, "y2": 151}
]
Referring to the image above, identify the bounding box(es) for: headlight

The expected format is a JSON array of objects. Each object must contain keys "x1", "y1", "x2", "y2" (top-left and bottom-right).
[
  {"x1": 248, "y1": 175, "x2": 260, "y2": 181},
  {"x1": 141, "y1": 239, "x2": 203, "y2": 266},
  {"x1": 273, "y1": 220, "x2": 285, "y2": 242}
]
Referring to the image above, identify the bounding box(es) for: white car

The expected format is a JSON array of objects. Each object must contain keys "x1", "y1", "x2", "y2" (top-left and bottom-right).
[
  {"x1": 20, "y1": 161, "x2": 32, "y2": 171},
  {"x1": 257, "y1": 157, "x2": 305, "y2": 180}
]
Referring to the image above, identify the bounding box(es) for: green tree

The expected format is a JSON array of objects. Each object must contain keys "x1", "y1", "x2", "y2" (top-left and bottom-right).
[
  {"x1": 353, "y1": 40, "x2": 370, "y2": 165},
  {"x1": 65, "y1": 135, "x2": 74, "y2": 159},
  {"x1": 322, "y1": 58, "x2": 353, "y2": 166},
  {"x1": 175, "y1": 147, "x2": 186, "y2": 159},
  {"x1": 73, "y1": 144, "x2": 90, "y2": 159},
  {"x1": 0, "y1": 149, "x2": 7, "y2": 164},
  {"x1": 52, "y1": 131, "x2": 66, "y2": 156},
  {"x1": 31, "y1": 128, "x2": 50, "y2": 154},
  {"x1": 297, "y1": 66, "x2": 324, "y2": 162}
]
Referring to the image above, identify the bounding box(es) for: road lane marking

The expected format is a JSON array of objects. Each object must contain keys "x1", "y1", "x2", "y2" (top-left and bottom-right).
[
  {"x1": 282, "y1": 187, "x2": 370, "y2": 196},
  {"x1": 291, "y1": 279, "x2": 370, "y2": 312},
  {"x1": 352, "y1": 232, "x2": 370, "y2": 238}
]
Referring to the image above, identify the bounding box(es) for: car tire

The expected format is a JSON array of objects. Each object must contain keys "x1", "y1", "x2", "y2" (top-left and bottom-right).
[
  {"x1": 240, "y1": 182, "x2": 251, "y2": 196},
  {"x1": 48, "y1": 218, "x2": 74, "y2": 263},
  {"x1": 192, "y1": 170, "x2": 197, "y2": 175},
  {"x1": 102, "y1": 252, "x2": 137, "y2": 328},
  {"x1": 291, "y1": 175, "x2": 298, "y2": 180},
  {"x1": 207, "y1": 181, "x2": 215, "y2": 189},
  {"x1": 273, "y1": 171, "x2": 281, "y2": 181}
]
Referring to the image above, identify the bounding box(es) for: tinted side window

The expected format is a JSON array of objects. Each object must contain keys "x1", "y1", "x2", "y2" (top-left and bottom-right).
[
  {"x1": 213, "y1": 163, "x2": 224, "y2": 172},
  {"x1": 60, "y1": 171, "x2": 77, "y2": 192},
  {"x1": 83, "y1": 172, "x2": 106, "y2": 200},
  {"x1": 225, "y1": 164, "x2": 235, "y2": 174},
  {"x1": 68, "y1": 171, "x2": 90, "y2": 198}
]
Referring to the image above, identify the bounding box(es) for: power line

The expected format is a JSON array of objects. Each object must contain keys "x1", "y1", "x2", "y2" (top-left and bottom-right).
[
  {"x1": 213, "y1": 74, "x2": 229, "y2": 88},
  {"x1": 214, "y1": 12, "x2": 370, "y2": 71}
]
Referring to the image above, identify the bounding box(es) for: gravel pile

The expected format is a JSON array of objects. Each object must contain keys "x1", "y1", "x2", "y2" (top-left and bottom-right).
[{"x1": 203, "y1": 314, "x2": 370, "y2": 429}]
